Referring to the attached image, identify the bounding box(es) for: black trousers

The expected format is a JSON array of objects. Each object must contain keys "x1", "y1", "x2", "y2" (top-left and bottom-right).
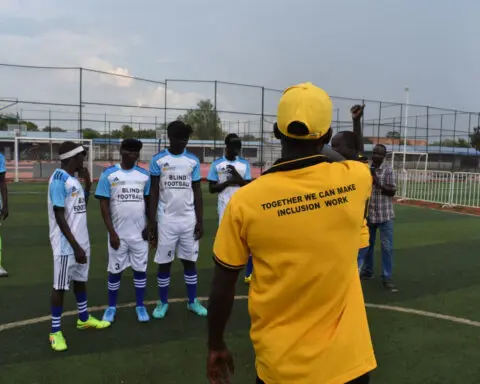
[{"x1": 256, "y1": 372, "x2": 370, "y2": 384}]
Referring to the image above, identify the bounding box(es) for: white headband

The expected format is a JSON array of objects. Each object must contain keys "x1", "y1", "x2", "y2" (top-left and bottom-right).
[{"x1": 59, "y1": 146, "x2": 85, "y2": 160}]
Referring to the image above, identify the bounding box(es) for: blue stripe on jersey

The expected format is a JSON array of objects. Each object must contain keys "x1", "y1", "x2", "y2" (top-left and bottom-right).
[
  {"x1": 0, "y1": 153, "x2": 6, "y2": 174},
  {"x1": 53, "y1": 169, "x2": 69, "y2": 182},
  {"x1": 149, "y1": 150, "x2": 169, "y2": 176},
  {"x1": 184, "y1": 151, "x2": 200, "y2": 162},
  {"x1": 134, "y1": 165, "x2": 150, "y2": 177},
  {"x1": 184, "y1": 151, "x2": 201, "y2": 181}
]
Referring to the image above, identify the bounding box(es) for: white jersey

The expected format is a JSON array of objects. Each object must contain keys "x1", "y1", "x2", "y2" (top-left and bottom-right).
[
  {"x1": 149, "y1": 149, "x2": 201, "y2": 222},
  {"x1": 48, "y1": 169, "x2": 90, "y2": 256},
  {"x1": 95, "y1": 164, "x2": 150, "y2": 241},
  {"x1": 207, "y1": 156, "x2": 252, "y2": 219}
]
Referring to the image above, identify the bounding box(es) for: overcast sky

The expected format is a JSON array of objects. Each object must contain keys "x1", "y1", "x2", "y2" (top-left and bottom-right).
[{"x1": 0, "y1": 0, "x2": 479, "y2": 136}]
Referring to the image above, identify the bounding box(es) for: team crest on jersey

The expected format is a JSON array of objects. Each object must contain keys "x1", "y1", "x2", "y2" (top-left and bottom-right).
[
  {"x1": 111, "y1": 176, "x2": 120, "y2": 187},
  {"x1": 71, "y1": 186, "x2": 78, "y2": 197},
  {"x1": 219, "y1": 166, "x2": 231, "y2": 175},
  {"x1": 162, "y1": 162, "x2": 175, "y2": 172}
]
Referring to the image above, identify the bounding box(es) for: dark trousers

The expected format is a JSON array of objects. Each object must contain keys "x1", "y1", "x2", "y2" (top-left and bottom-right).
[{"x1": 256, "y1": 372, "x2": 370, "y2": 384}]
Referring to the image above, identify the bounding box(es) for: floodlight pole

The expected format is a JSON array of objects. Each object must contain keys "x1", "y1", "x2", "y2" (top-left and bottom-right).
[{"x1": 402, "y1": 87, "x2": 409, "y2": 172}]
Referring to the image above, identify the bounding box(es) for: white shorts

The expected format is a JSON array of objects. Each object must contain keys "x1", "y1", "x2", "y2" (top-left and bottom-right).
[
  {"x1": 53, "y1": 248, "x2": 90, "y2": 291},
  {"x1": 154, "y1": 221, "x2": 199, "y2": 264},
  {"x1": 108, "y1": 238, "x2": 149, "y2": 274}
]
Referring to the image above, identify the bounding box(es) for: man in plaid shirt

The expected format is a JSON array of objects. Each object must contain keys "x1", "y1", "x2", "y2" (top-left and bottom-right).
[{"x1": 360, "y1": 144, "x2": 398, "y2": 292}]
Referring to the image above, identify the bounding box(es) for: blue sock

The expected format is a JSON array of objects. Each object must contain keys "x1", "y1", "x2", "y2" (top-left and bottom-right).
[
  {"x1": 51, "y1": 306, "x2": 62, "y2": 333},
  {"x1": 108, "y1": 273, "x2": 122, "y2": 308},
  {"x1": 133, "y1": 271, "x2": 147, "y2": 307},
  {"x1": 157, "y1": 271, "x2": 170, "y2": 305},
  {"x1": 184, "y1": 268, "x2": 197, "y2": 304},
  {"x1": 245, "y1": 256, "x2": 253, "y2": 277},
  {"x1": 75, "y1": 291, "x2": 89, "y2": 322}
]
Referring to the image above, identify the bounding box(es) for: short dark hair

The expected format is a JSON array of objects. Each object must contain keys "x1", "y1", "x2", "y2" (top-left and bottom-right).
[
  {"x1": 336, "y1": 131, "x2": 359, "y2": 152},
  {"x1": 375, "y1": 144, "x2": 387, "y2": 152},
  {"x1": 225, "y1": 133, "x2": 240, "y2": 146},
  {"x1": 121, "y1": 138, "x2": 143, "y2": 152},
  {"x1": 167, "y1": 120, "x2": 193, "y2": 137}
]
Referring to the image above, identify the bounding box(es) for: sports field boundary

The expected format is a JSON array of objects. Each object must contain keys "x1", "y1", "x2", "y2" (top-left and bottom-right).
[{"x1": 2, "y1": 295, "x2": 480, "y2": 333}]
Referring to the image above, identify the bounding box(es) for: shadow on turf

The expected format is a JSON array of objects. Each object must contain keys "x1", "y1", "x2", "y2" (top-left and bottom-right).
[{"x1": 0, "y1": 266, "x2": 251, "y2": 367}]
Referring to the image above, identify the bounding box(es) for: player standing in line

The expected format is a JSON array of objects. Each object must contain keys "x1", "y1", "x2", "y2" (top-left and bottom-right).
[
  {"x1": 0, "y1": 151, "x2": 9, "y2": 277},
  {"x1": 148, "y1": 121, "x2": 208, "y2": 319},
  {"x1": 207, "y1": 133, "x2": 253, "y2": 283},
  {"x1": 95, "y1": 139, "x2": 151, "y2": 323},
  {"x1": 331, "y1": 104, "x2": 370, "y2": 271},
  {"x1": 48, "y1": 142, "x2": 110, "y2": 352}
]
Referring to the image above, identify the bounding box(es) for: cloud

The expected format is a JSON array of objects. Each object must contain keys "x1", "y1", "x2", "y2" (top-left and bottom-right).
[{"x1": 0, "y1": 27, "x2": 219, "y2": 131}]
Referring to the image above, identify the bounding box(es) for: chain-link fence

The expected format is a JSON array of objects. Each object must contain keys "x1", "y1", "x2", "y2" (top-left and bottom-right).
[{"x1": 1, "y1": 63, "x2": 480, "y2": 180}]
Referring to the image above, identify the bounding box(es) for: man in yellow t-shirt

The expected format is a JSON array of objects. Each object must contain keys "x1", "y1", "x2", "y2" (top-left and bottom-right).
[{"x1": 206, "y1": 83, "x2": 376, "y2": 384}]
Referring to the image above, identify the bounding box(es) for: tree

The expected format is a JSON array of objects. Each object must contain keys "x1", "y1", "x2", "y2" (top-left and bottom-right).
[
  {"x1": 241, "y1": 134, "x2": 258, "y2": 141},
  {"x1": 386, "y1": 131, "x2": 401, "y2": 139},
  {"x1": 469, "y1": 127, "x2": 480, "y2": 150},
  {"x1": 0, "y1": 113, "x2": 38, "y2": 131},
  {"x1": 177, "y1": 99, "x2": 225, "y2": 140},
  {"x1": 431, "y1": 138, "x2": 471, "y2": 148},
  {"x1": 43, "y1": 126, "x2": 66, "y2": 132},
  {"x1": 82, "y1": 128, "x2": 102, "y2": 139}
]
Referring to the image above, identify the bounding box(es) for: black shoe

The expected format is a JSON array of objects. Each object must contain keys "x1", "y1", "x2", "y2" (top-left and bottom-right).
[
  {"x1": 360, "y1": 271, "x2": 374, "y2": 280},
  {"x1": 382, "y1": 281, "x2": 399, "y2": 292}
]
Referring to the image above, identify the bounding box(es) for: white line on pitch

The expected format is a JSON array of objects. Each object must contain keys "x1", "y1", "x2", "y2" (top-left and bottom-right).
[{"x1": 2, "y1": 295, "x2": 480, "y2": 333}]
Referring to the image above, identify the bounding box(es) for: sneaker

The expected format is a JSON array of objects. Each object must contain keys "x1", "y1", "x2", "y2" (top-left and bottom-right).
[
  {"x1": 244, "y1": 275, "x2": 252, "y2": 284},
  {"x1": 152, "y1": 301, "x2": 169, "y2": 319},
  {"x1": 187, "y1": 299, "x2": 208, "y2": 317},
  {"x1": 0, "y1": 266, "x2": 8, "y2": 278},
  {"x1": 136, "y1": 306, "x2": 150, "y2": 323},
  {"x1": 76, "y1": 315, "x2": 111, "y2": 330},
  {"x1": 49, "y1": 331, "x2": 68, "y2": 352},
  {"x1": 102, "y1": 307, "x2": 116, "y2": 323},
  {"x1": 383, "y1": 281, "x2": 399, "y2": 293}
]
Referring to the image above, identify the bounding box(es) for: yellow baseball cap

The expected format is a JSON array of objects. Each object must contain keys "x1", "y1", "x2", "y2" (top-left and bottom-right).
[{"x1": 277, "y1": 82, "x2": 333, "y2": 140}]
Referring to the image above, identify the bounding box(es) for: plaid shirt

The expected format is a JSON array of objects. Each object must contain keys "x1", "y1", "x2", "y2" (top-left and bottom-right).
[{"x1": 368, "y1": 161, "x2": 395, "y2": 224}]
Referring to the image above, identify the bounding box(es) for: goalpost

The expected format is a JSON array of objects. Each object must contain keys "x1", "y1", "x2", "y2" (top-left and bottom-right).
[
  {"x1": 387, "y1": 151, "x2": 429, "y2": 171},
  {"x1": 13, "y1": 137, "x2": 93, "y2": 183}
]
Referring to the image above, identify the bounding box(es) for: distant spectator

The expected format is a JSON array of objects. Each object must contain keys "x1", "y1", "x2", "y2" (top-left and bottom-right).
[{"x1": 360, "y1": 144, "x2": 398, "y2": 292}]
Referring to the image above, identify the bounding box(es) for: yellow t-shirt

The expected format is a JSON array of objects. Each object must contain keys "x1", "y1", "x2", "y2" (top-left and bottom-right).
[
  {"x1": 357, "y1": 155, "x2": 370, "y2": 250},
  {"x1": 214, "y1": 155, "x2": 377, "y2": 384},
  {"x1": 360, "y1": 219, "x2": 370, "y2": 249}
]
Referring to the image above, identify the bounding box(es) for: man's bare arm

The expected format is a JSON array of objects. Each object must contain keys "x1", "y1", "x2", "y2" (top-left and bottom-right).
[
  {"x1": 207, "y1": 264, "x2": 240, "y2": 350},
  {"x1": 351, "y1": 104, "x2": 365, "y2": 154},
  {"x1": 99, "y1": 199, "x2": 116, "y2": 236},
  {"x1": 193, "y1": 181, "x2": 204, "y2": 226},
  {"x1": 209, "y1": 180, "x2": 232, "y2": 194},
  {"x1": 148, "y1": 176, "x2": 160, "y2": 231},
  {"x1": 53, "y1": 208, "x2": 81, "y2": 251}
]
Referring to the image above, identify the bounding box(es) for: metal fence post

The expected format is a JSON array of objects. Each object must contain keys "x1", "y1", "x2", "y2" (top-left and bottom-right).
[
  {"x1": 163, "y1": 79, "x2": 168, "y2": 152},
  {"x1": 79, "y1": 67, "x2": 83, "y2": 139},
  {"x1": 448, "y1": 172, "x2": 455, "y2": 206},
  {"x1": 260, "y1": 86, "x2": 265, "y2": 173},
  {"x1": 214, "y1": 81, "x2": 217, "y2": 155}
]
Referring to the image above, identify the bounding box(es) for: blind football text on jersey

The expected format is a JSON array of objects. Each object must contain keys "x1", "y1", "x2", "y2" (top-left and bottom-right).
[
  {"x1": 207, "y1": 156, "x2": 252, "y2": 218},
  {"x1": 48, "y1": 169, "x2": 90, "y2": 256},
  {"x1": 149, "y1": 149, "x2": 201, "y2": 220},
  {"x1": 95, "y1": 165, "x2": 151, "y2": 241}
]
